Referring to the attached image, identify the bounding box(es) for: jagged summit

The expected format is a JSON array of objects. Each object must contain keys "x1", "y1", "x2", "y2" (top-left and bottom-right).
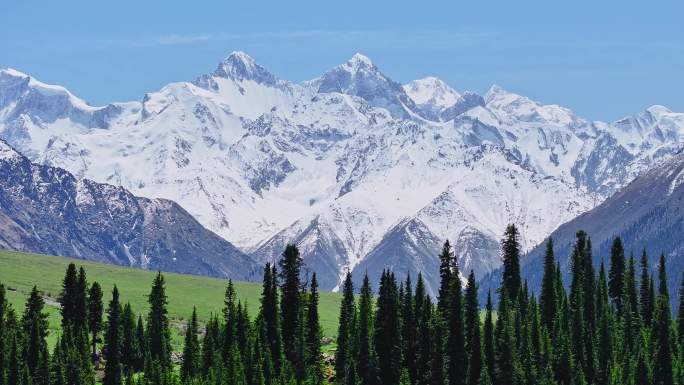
[
  {"x1": 344, "y1": 53, "x2": 375, "y2": 70},
  {"x1": 213, "y1": 51, "x2": 278, "y2": 85},
  {"x1": 2, "y1": 52, "x2": 684, "y2": 293}
]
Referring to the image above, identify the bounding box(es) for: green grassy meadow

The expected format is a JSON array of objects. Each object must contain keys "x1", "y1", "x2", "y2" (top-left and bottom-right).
[{"x1": 0, "y1": 249, "x2": 341, "y2": 350}]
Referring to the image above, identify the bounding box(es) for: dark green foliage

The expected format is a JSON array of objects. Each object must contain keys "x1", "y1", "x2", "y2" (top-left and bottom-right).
[
  {"x1": 104, "y1": 286, "x2": 123, "y2": 385},
  {"x1": 639, "y1": 250, "x2": 654, "y2": 326},
  {"x1": 446, "y1": 263, "x2": 465, "y2": 385},
  {"x1": 609, "y1": 237, "x2": 626, "y2": 312},
  {"x1": 465, "y1": 272, "x2": 482, "y2": 385},
  {"x1": 278, "y1": 244, "x2": 303, "y2": 366},
  {"x1": 87, "y1": 281, "x2": 103, "y2": 359},
  {"x1": 147, "y1": 272, "x2": 171, "y2": 368},
  {"x1": 3, "y1": 228, "x2": 683, "y2": 385},
  {"x1": 22, "y1": 286, "x2": 49, "y2": 384},
  {"x1": 335, "y1": 271, "x2": 356, "y2": 385},
  {"x1": 374, "y1": 270, "x2": 402, "y2": 385},
  {"x1": 259, "y1": 263, "x2": 282, "y2": 375},
  {"x1": 539, "y1": 238, "x2": 557, "y2": 334},
  {"x1": 305, "y1": 274, "x2": 323, "y2": 385},
  {"x1": 181, "y1": 307, "x2": 200, "y2": 383},
  {"x1": 501, "y1": 224, "x2": 522, "y2": 303},
  {"x1": 483, "y1": 291, "x2": 495, "y2": 382},
  {"x1": 437, "y1": 240, "x2": 454, "y2": 313},
  {"x1": 358, "y1": 273, "x2": 376, "y2": 385}
]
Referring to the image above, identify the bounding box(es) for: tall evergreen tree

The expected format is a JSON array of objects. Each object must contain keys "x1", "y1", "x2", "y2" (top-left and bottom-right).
[
  {"x1": 608, "y1": 237, "x2": 626, "y2": 312},
  {"x1": 465, "y1": 271, "x2": 482, "y2": 385},
  {"x1": 223, "y1": 280, "x2": 238, "y2": 362},
  {"x1": 22, "y1": 285, "x2": 49, "y2": 384},
  {"x1": 446, "y1": 262, "x2": 466, "y2": 385},
  {"x1": 259, "y1": 263, "x2": 282, "y2": 375},
  {"x1": 483, "y1": 291, "x2": 495, "y2": 381},
  {"x1": 120, "y1": 303, "x2": 138, "y2": 375},
  {"x1": 75, "y1": 267, "x2": 89, "y2": 330},
  {"x1": 0, "y1": 284, "x2": 6, "y2": 385},
  {"x1": 147, "y1": 272, "x2": 171, "y2": 368},
  {"x1": 375, "y1": 270, "x2": 402, "y2": 385},
  {"x1": 336, "y1": 272, "x2": 356, "y2": 385},
  {"x1": 358, "y1": 273, "x2": 376, "y2": 385},
  {"x1": 279, "y1": 244, "x2": 303, "y2": 365},
  {"x1": 652, "y1": 256, "x2": 673, "y2": 385},
  {"x1": 539, "y1": 238, "x2": 557, "y2": 334},
  {"x1": 639, "y1": 250, "x2": 654, "y2": 326},
  {"x1": 501, "y1": 224, "x2": 522, "y2": 303},
  {"x1": 437, "y1": 240, "x2": 454, "y2": 313},
  {"x1": 677, "y1": 272, "x2": 684, "y2": 349},
  {"x1": 181, "y1": 307, "x2": 200, "y2": 383},
  {"x1": 305, "y1": 273, "x2": 323, "y2": 385},
  {"x1": 87, "y1": 281, "x2": 103, "y2": 359},
  {"x1": 103, "y1": 286, "x2": 123, "y2": 385},
  {"x1": 59, "y1": 264, "x2": 79, "y2": 329}
]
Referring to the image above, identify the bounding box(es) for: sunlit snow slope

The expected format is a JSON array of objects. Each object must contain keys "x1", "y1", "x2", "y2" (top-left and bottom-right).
[{"x1": 2, "y1": 52, "x2": 683, "y2": 292}]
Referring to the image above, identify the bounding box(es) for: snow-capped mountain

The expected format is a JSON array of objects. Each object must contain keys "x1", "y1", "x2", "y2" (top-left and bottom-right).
[
  {"x1": 480, "y1": 147, "x2": 684, "y2": 306},
  {"x1": 0, "y1": 139, "x2": 259, "y2": 280},
  {"x1": 1, "y1": 52, "x2": 683, "y2": 293}
]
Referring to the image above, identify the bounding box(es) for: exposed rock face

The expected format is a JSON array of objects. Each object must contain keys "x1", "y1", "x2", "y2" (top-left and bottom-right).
[
  {"x1": 0, "y1": 139, "x2": 260, "y2": 281},
  {"x1": 1, "y1": 53, "x2": 684, "y2": 292},
  {"x1": 481, "y1": 150, "x2": 684, "y2": 303}
]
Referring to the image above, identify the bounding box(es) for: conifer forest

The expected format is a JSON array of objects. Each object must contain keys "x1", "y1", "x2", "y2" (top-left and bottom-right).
[{"x1": 1, "y1": 224, "x2": 684, "y2": 385}]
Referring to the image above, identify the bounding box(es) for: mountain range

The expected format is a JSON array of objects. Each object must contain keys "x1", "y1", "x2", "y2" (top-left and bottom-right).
[
  {"x1": 1, "y1": 51, "x2": 683, "y2": 293},
  {"x1": 480, "y1": 148, "x2": 684, "y2": 303},
  {"x1": 0, "y1": 139, "x2": 259, "y2": 281}
]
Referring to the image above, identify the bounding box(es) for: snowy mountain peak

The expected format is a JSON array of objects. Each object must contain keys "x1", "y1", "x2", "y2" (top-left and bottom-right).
[
  {"x1": 1, "y1": 68, "x2": 30, "y2": 79},
  {"x1": 646, "y1": 104, "x2": 673, "y2": 116},
  {"x1": 404, "y1": 76, "x2": 461, "y2": 110},
  {"x1": 345, "y1": 53, "x2": 375, "y2": 70},
  {"x1": 0, "y1": 139, "x2": 19, "y2": 159},
  {"x1": 213, "y1": 51, "x2": 278, "y2": 85}
]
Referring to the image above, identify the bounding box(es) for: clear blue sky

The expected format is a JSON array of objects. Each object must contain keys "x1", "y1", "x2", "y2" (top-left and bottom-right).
[{"x1": 3, "y1": 0, "x2": 682, "y2": 121}]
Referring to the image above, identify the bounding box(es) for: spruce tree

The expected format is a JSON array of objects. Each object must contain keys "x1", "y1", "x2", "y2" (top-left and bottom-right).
[
  {"x1": 60, "y1": 263, "x2": 79, "y2": 329},
  {"x1": 0, "y1": 284, "x2": 6, "y2": 385},
  {"x1": 446, "y1": 261, "x2": 465, "y2": 385},
  {"x1": 103, "y1": 286, "x2": 122, "y2": 385},
  {"x1": 465, "y1": 272, "x2": 482, "y2": 385},
  {"x1": 375, "y1": 270, "x2": 402, "y2": 385},
  {"x1": 400, "y1": 274, "x2": 415, "y2": 385},
  {"x1": 223, "y1": 280, "x2": 238, "y2": 362},
  {"x1": 146, "y1": 272, "x2": 171, "y2": 368},
  {"x1": 483, "y1": 291, "x2": 495, "y2": 381},
  {"x1": 305, "y1": 273, "x2": 323, "y2": 385},
  {"x1": 539, "y1": 238, "x2": 557, "y2": 334},
  {"x1": 639, "y1": 250, "x2": 654, "y2": 326},
  {"x1": 259, "y1": 263, "x2": 282, "y2": 375},
  {"x1": 181, "y1": 307, "x2": 200, "y2": 383},
  {"x1": 677, "y1": 272, "x2": 684, "y2": 349},
  {"x1": 22, "y1": 285, "x2": 49, "y2": 382},
  {"x1": 279, "y1": 244, "x2": 303, "y2": 365},
  {"x1": 501, "y1": 224, "x2": 522, "y2": 303},
  {"x1": 336, "y1": 272, "x2": 356, "y2": 385},
  {"x1": 608, "y1": 237, "x2": 625, "y2": 312},
  {"x1": 120, "y1": 303, "x2": 137, "y2": 375},
  {"x1": 75, "y1": 267, "x2": 89, "y2": 330},
  {"x1": 652, "y1": 256, "x2": 673, "y2": 385},
  {"x1": 87, "y1": 281, "x2": 103, "y2": 359},
  {"x1": 358, "y1": 273, "x2": 376, "y2": 385},
  {"x1": 430, "y1": 316, "x2": 445, "y2": 385},
  {"x1": 438, "y1": 240, "x2": 454, "y2": 313}
]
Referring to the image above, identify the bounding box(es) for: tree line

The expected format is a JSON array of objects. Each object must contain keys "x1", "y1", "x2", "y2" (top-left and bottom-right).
[{"x1": 1, "y1": 225, "x2": 684, "y2": 384}]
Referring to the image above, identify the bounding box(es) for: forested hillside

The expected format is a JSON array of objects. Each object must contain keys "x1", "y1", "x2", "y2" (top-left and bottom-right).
[{"x1": 2, "y1": 224, "x2": 684, "y2": 385}]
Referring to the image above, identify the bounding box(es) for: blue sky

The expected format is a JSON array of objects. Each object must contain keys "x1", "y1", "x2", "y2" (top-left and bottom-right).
[{"x1": 2, "y1": 0, "x2": 682, "y2": 120}]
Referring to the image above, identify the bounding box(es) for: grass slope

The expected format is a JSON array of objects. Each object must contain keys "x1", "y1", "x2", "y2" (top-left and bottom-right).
[{"x1": 0, "y1": 249, "x2": 341, "y2": 350}]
